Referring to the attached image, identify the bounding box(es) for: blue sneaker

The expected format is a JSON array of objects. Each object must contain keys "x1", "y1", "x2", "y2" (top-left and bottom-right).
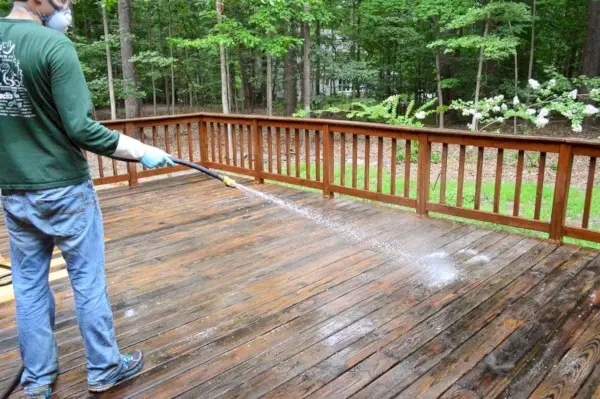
[
  {"x1": 88, "y1": 350, "x2": 144, "y2": 393},
  {"x1": 25, "y1": 385, "x2": 51, "y2": 398}
]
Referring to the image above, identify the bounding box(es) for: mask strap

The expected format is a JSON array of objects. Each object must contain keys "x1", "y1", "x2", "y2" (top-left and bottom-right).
[
  {"x1": 13, "y1": 4, "x2": 50, "y2": 22},
  {"x1": 49, "y1": 0, "x2": 66, "y2": 12}
]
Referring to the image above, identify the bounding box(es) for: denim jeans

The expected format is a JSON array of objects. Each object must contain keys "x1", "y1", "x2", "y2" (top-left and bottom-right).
[{"x1": 1, "y1": 180, "x2": 121, "y2": 392}]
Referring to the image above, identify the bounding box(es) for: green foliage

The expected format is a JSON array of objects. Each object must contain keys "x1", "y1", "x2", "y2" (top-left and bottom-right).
[
  {"x1": 1, "y1": 0, "x2": 593, "y2": 124},
  {"x1": 441, "y1": 78, "x2": 461, "y2": 89},
  {"x1": 396, "y1": 142, "x2": 419, "y2": 163},
  {"x1": 334, "y1": 95, "x2": 439, "y2": 127},
  {"x1": 430, "y1": 1, "x2": 531, "y2": 62}
]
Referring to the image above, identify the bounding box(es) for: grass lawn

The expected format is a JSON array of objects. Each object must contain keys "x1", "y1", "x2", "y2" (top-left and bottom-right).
[{"x1": 266, "y1": 163, "x2": 600, "y2": 249}]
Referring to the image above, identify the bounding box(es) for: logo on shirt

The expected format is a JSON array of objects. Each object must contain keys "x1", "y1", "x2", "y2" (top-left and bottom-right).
[{"x1": 0, "y1": 41, "x2": 35, "y2": 118}]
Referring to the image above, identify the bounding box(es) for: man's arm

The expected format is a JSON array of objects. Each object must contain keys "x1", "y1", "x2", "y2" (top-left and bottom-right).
[{"x1": 48, "y1": 39, "x2": 173, "y2": 168}]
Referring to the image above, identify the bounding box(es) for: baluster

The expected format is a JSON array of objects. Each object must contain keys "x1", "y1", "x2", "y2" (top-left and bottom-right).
[
  {"x1": 377, "y1": 137, "x2": 384, "y2": 193},
  {"x1": 457, "y1": 145, "x2": 466, "y2": 207},
  {"x1": 583, "y1": 156, "x2": 597, "y2": 229},
  {"x1": 514, "y1": 150, "x2": 525, "y2": 217},
  {"x1": 391, "y1": 138, "x2": 397, "y2": 196},
  {"x1": 474, "y1": 147, "x2": 484, "y2": 210},
  {"x1": 440, "y1": 144, "x2": 448, "y2": 204},
  {"x1": 493, "y1": 148, "x2": 504, "y2": 213},
  {"x1": 276, "y1": 127, "x2": 282, "y2": 174},
  {"x1": 404, "y1": 140, "x2": 411, "y2": 197},
  {"x1": 340, "y1": 133, "x2": 346, "y2": 186}
]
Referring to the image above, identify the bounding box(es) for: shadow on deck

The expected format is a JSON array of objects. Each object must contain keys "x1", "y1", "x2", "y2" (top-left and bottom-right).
[{"x1": 1, "y1": 174, "x2": 599, "y2": 398}]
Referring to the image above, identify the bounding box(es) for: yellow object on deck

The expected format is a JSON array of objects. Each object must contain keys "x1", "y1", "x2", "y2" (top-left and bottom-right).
[{"x1": 223, "y1": 176, "x2": 237, "y2": 188}]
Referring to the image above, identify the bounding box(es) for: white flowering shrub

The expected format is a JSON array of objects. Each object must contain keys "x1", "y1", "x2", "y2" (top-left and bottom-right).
[{"x1": 450, "y1": 77, "x2": 600, "y2": 134}]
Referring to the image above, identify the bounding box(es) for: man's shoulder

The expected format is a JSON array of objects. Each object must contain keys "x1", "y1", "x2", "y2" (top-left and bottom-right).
[{"x1": 1, "y1": 20, "x2": 72, "y2": 50}]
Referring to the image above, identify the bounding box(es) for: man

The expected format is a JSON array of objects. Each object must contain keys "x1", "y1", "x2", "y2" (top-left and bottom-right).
[{"x1": 0, "y1": 1, "x2": 174, "y2": 397}]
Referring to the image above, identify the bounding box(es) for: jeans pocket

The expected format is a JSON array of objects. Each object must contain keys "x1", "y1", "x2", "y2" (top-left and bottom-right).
[
  {"x1": 37, "y1": 192, "x2": 88, "y2": 237},
  {"x1": 1, "y1": 196, "x2": 26, "y2": 233}
]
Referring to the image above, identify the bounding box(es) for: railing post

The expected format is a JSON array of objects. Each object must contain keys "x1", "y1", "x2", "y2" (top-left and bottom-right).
[
  {"x1": 252, "y1": 119, "x2": 264, "y2": 184},
  {"x1": 199, "y1": 117, "x2": 208, "y2": 164},
  {"x1": 417, "y1": 133, "x2": 431, "y2": 216},
  {"x1": 322, "y1": 124, "x2": 334, "y2": 199},
  {"x1": 550, "y1": 143, "x2": 573, "y2": 243},
  {"x1": 125, "y1": 122, "x2": 138, "y2": 186}
]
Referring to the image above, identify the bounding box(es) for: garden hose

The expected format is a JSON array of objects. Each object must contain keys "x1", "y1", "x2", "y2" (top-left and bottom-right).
[
  {"x1": 0, "y1": 264, "x2": 12, "y2": 287},
  {"x1": 169, "y1": 157, "x2": 237, "y2": 188},
  {"x1": 1, "y1": 366, "x2": 23, "y2": 399},
  {"x1": 110, "y1": 156, "x2": 237, "y2": 188}
]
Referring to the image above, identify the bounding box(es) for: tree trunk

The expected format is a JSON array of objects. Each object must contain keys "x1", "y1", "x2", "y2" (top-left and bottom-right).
[
  {"x1": 152, "y1": 66, "x2": 157, "y2": 116},
  {"x1": 301, "y1": 17, "x2": 311, "y2": 115},
  {"x1": 227, "y1": 51, "x2": 236, "y2": 113},
  {"x1": 216, "y1": 0, "x2": 233, "y2": 157},
  {"x1": 168, "y1": 5, "x2": 176, "y2": 115},
  {"x1": 283, "y1": 40, "x2": 297, "y2": 116},
  {"x1": 70, "y1": 3, "x2": 77, "y2": 38},
  {"x1": 581, "y1": 0, "x2": 600, "y2": 77},
  {"x1": 102, "y1": 3, "x2": 117, "y2": 120},
  {"x1": 216, "y1": 0, "x2": 230, "y2": 116},
  {"x1": 528, "y1": 0, "x2": 536, "y2": 81},
  {"x1": 435, "y1": 48, "x2": 444, "y2": 129},
  {"x1": 472, "y1": 17, "x2": 490, "y2": 130},
  {"x1": 219, "y1": 44, "x2": 230, "y2": 114},
  {"x1": 267, "y1": 54, "x2": 273, "y2": 116},
  {"x1": 165, "y1": 76, "x2": 170, "y2": 109},
  {"x1": 238, "y1": 46, "x2": 250, "y2": 111},
  {"x1": 118, "y1": 0, "x2": 139, "y2": 119},
  {"x1": 510, "y1": 21, "x2": 518, "y2": 134},
  {"x1": 433, "y1": 17, "x2": 444, "y2": 129},
  {"x1": 315, "y1": 20, "x2": 321, "y2": 96}
]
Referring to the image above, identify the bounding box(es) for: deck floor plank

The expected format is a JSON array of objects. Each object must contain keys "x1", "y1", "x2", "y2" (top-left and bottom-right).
[{"x1": 0, "y1": 174, "x2": 597, "y2": 399}]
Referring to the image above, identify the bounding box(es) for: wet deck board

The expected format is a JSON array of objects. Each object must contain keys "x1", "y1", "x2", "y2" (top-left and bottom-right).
[{"x1": 0, "y1": 174, "x2": 599, "y2": 398}]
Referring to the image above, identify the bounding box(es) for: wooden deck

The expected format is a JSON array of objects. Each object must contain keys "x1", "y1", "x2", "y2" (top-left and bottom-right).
[{"x1": 1, "y1": 174, "x2": 600, "y2": 399}]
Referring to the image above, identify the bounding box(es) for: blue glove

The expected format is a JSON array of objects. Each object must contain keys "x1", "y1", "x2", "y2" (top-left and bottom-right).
[{"x1": 140, "y1": 147, "x2": 176, "y2": 169}]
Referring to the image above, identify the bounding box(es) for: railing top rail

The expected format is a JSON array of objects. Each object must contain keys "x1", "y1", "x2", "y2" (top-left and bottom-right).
[{"x1": 99, "y1": 112, "x2": 600, "y2": 149}]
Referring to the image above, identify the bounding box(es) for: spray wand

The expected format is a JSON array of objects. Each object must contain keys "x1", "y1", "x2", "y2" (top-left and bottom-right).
[
  {"x1": 110, "y1": 156, "x2": 237, "y2": 188},
  {"x1": 169, "y1": 157, "x2": 236, "y2": 188}
]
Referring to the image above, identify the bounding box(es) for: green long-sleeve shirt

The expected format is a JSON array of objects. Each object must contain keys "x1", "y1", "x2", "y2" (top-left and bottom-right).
[{"x1": 0, "y1": 19, "x2": 119, "y2": 190}]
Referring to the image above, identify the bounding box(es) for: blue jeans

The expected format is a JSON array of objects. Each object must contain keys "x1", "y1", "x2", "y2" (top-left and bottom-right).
[{"x1": 1, "y1": 180, "x2": 121, "y2": 392}]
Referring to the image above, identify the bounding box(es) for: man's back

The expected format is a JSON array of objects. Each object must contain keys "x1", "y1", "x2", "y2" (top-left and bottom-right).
[{"x1": 0, "y1": 18, "x2": 118, "y2": 191}]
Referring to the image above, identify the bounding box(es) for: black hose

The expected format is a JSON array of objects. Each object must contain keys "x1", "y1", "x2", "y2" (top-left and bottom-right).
[
  {"x1": 0, "y1": 263, "x2": 22, "y2": 399},
  {"x1": 0, "y1": 264, "x2": 12, "y2": 287},
  {"x1": 169, "y1": 157, "x2": 227, "y2": 182},
  {"x1": 109, "y1": 156, "x2": 236, "y2": 187},
  {"x1": 0, "y1": 365, "x2": 23, "y2": 399}
]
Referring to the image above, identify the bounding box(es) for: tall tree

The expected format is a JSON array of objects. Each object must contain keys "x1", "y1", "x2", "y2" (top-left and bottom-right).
[
  {"x1": 101, "y1": 1, "x2": 117, "y2": 120},
  {"x1": 168, "y1": 3, "x2": 176, "y2": 114},
  {"x1": 432, "y1": 1, "x2": 531, "y2": 129},
  {"x1": 581, "y1": 0, "x2": 600, "y2": 77},
  {"x1": 283, "y1": 34, "x2": 297, "y2": 116},
  {"x1": 528, "y1": 0, "x2": 537, "y2": 81},
  {"x1": 301, "y1": 7, "x2": 311, "y2": 115},
  {"x1": 216, "y1": 0, "x2": 231, "y2": 117},
  {"x1": 118, "y1": 0, "x2": 139, "y2": 118}
]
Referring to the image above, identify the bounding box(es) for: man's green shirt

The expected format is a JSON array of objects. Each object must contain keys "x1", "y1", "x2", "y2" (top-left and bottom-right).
[{"x1": 0, "y1": 19, "x2": 119, "y2": 190}]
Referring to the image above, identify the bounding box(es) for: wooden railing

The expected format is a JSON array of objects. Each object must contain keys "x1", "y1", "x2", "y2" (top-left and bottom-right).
[{"x1": 97, "y1": 113, "x2": 600, "y2": 245}]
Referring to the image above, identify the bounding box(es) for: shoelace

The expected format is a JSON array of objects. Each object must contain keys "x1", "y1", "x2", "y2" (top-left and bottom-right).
[{"x1": 121, "y1": 354, "x2": 133, "y2": 370}]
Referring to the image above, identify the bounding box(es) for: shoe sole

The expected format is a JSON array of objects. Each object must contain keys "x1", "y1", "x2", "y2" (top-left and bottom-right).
[{"x1": 88, "y1": 357, "x2": 145, "y2": 394}]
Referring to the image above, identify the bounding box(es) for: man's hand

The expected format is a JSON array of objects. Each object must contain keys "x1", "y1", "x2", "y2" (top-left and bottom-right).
[{"x1": 140, "y1": 147, "x2": 176, "y2": 169}]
